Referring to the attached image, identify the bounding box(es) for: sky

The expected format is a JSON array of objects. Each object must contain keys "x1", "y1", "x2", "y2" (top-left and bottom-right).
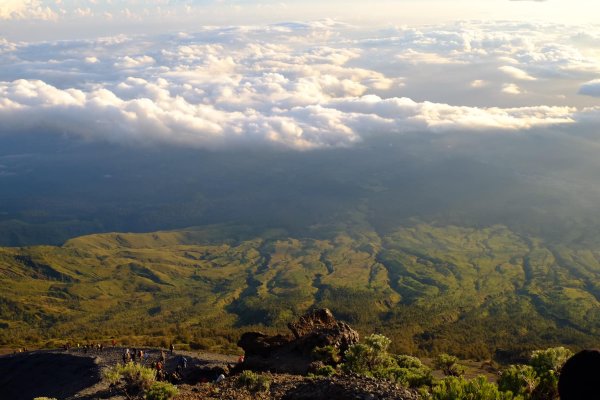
[{"x1": 2, "y1": 0, "x2": 600, "y2": 40}]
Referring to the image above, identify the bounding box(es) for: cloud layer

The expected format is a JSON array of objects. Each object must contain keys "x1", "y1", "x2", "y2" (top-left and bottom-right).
[{"x1": 0, "y1": 21, "x2": 599, "y2": 149}]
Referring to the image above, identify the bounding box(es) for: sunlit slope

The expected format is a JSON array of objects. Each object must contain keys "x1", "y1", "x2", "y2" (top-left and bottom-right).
[{"x1": 1, "y1": 224, "x2": 599, "y2": 356}]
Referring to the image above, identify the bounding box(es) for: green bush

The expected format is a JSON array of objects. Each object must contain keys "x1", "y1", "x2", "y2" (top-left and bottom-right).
[
  {"x1": 343, "y1": 334, "x2": 396, "y2": 376},
  {"x1": 431, "y1": 376, "x2": 518, "y2": 400},
  {"x1": 498, "y1": 364, "x2": 538, "y2": 397},
  {"x1": 434, "y1": 353, "x2": 465, "y2": 377},
  {"x1": 342, "y1": 334, "x2": 432, "y2": 388},
  {"x1": 312, "y1": 345, "x2": 341, "y2": 365},
  {"x1": 529, "y1": 347, "x2": 572, "y2": 375},
  {"x1": 529, "y1": 347, "x2": 572, "y2": 400},
  {"x1": 314, "y1": 365, "x2": 337, "y2": 377},
  {"x1": 237, "y1": 370, "x2": 271, "y2": 392},
  {"x1": 145, "y1": 381, "x2": 179, "y2": 400},
  {"x1": 102, "y1": 362, "x2": 157, "y2": 395},
  {"x1": 391, "y1": 355, "x2": 433, "y2": 388}
]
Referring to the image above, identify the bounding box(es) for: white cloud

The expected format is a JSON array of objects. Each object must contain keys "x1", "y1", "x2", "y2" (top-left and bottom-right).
[
  {"x1": 499, "y1": 66, "x2": 536, "y2": 81},
  {"x1": 0, "y1": 21, "x2": 597, "y2": 150},
  {"x1": 470, "y1": 80, "x2": 488, "y2": 88},
  {"x1": 502, "y1": 83, "x2": 522, "y2": 95},
  {"x1": 0, "y1": 0, "x2": 57, "y2": 20},
  {"x1": 0, "y1": 78, "x2": 577, "y2": 150}
]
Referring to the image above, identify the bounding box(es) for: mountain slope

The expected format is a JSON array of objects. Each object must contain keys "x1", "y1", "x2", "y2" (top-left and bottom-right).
[{"x1": 1, "y1": 223, "x2": 600, "y2": 357}]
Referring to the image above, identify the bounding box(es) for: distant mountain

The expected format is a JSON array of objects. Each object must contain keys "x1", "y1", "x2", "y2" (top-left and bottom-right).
[{"x1": 2, "y1": 223, "x2": 599, "y2": 358}]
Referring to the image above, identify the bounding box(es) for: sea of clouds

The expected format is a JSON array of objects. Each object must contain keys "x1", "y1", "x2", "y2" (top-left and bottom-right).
[{"x1": 1, "y1": 19, "x2": 599, "y2": 150}]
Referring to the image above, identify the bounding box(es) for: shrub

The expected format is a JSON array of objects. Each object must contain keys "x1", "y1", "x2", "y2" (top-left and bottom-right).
[
  {"x1": 145, "y1": 381, "x2": 179, "y2": 400},
  {"x1": 530, "y1": 347, "x2": 572, "y2": 375},
  {"x1": 102, "y1": 362, "x2": 157, "y2": 395},
  {"x1": 237, "y1": 370, "x2": 271, "y2": 392},
  {"x1": 312, "y1": 345, "x2": 341, "y2": 365},
  {"x1": 343, "y1": 334, "x2": 396, "y2": 376},
  {"x1": 529, "y1": 347, "x2": 572, "y2": 400},
  {"x1": 434, "y1": 353, "x2": 465, "y2": 377},
  {"x1": 431, "y1": 376, "x2": 518, "y2": 400},
  {"x1": 391, "y1": 355, "x2": 433, "y2": 388},
  {"x1": 498, "y1": 364, "x2": 538, "y2": 397},
  {"x1": 342, "y1": 334, "x2": 432, "y2": 388},
  {"x1": 314, "y1": 365, "x2": 337, "y2": 377}
]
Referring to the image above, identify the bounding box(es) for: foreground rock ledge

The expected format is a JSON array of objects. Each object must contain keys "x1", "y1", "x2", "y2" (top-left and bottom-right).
[{"x1": 237, "y1": 308, "x2": 360, "y2": 375}]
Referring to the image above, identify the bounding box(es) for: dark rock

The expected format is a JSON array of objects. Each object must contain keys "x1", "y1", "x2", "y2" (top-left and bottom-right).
[
  {"x1": 238, "y1": 332, "x2": 291, "y2": 357},
  {"x1": 288, "y1": 308, "x2": 337, "y2": 338},
  {"x1": 237, "y1": 308, "x2": 359, "y2": 374}
]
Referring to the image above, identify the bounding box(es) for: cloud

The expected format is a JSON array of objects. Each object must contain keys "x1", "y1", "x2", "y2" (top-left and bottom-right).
[
  {"x1": 470, "y1": 80, "x2": 488, "y2": 88},
  {"x1": 502, "y1": 83, "x2": 522, "y2": 95},
  {"x1": 579, "y1": 79, "x2": 600, "y2": 97},
  {"x1": 0, "y1": 0, "x2": 57, "y2": 20},
  {"x1": 0, "y1": 78, "x2": 577, "y2": 150},
  {"x1": 499, "y1": 66, "x2": 536, "y2": 81},
  {"x1": 0, "y1": 21, "x2": 597, "y2": 150}
]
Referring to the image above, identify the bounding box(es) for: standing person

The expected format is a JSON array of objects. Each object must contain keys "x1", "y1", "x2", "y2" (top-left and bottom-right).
[
  {"x1": 161, "y1": 350, "x2": 167, "y2": 364},
  {"x1": 156, "y1": 360, "x2": 164, "y2": 381},
  {"x1": 179, "y1": 356, "x2": 188, "y2": 370},
  {"x1": 132, "y1": 348, "x2": 137, "y2": 363},
  {"x1": 170, "y1": 343, "x2": 175, "y2": 355}
]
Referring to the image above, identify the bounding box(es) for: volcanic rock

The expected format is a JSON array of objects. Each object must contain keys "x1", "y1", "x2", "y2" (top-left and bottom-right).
[{"x1": 237, "y1": 308, "x2": 359, "y2": 374}]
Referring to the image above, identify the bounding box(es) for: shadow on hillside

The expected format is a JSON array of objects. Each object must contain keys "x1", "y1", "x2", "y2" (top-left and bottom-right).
[{"x1": 0, "y1": 352, "x2": 100, "y2": 400}]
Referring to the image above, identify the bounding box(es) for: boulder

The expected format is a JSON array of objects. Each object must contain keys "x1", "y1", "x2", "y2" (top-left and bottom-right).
[{"x1": 237, "y1": 308, "x2": 359, "y2": 374}]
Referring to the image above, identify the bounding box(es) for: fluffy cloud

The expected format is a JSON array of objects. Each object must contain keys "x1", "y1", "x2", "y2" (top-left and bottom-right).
[
  {"x1": 0, "y1": 78, "x2": 576, "y2": 150},
  {"x1": 0, "y1": 21, "x2": 598, "y2": 150},
  {"x1": 0, "y1": 0, "x2": 57, "y2": 20}
]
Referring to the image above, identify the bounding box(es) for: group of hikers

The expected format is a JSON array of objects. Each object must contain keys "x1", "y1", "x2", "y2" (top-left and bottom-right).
[
  {"x1": 63, "y1": 342, "x2": 105, "y2": 353},
  {"x1": 122, "y1": 344, "x2": 188, "y2": 383}
]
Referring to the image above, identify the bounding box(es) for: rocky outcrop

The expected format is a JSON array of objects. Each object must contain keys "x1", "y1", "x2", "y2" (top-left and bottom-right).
[{"x1": 237, "y1": 308, "x2": 359, "y2": 374}]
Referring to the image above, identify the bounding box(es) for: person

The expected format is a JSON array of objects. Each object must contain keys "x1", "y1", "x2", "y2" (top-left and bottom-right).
[
  {"x1": 112, "y1": 338, "x2": 116, "y2": 347},
  {"x1": 156, "y1": 360, "x2": 165, "y2": 381},
  {"x1": 238, "y1": 354, "x2": 245, "y2": 364},
  {"x1": 123, "y1": 348, "x2": 131, "y2": 364},
  {"x1": 170, "y1": 343, "x2": 175, "y2": 354},
  {"x1": 161, "y1": 350, "x2": 167, "y2": 364},
  {"x1": 132, "y1": 348, "x2": 137, "y2": 363},
  {"x1": 558, "y1": 349, "x2": 600, "y2": 400},
  {"x1": 179, "y1": 356, "x2": 188, "y2": 370}
]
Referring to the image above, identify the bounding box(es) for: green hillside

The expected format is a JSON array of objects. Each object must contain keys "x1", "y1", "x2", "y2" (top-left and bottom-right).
[{"x1": 2, "y1": 223, "x2": 600, "y2": 358}]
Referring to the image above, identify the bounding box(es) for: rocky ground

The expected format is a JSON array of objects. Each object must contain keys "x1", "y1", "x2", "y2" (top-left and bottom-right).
[
  {"x1": 176, "y1": 372, "x2": 420, "y2": 400},
  {"x1": 0, "y1": 348, "x2": 420, "y2": 400},
  {"x1": 0, "y1": 310, "x2": 423, "y2": 400},
  {"x1": 0, "y1": 347, "x2": 237, "y2": 400}
]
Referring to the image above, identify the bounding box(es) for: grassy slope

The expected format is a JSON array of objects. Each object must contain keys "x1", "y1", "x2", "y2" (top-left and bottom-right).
[{"x1": 1, "y1": 223, "x2": 599, "y2": 357}]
